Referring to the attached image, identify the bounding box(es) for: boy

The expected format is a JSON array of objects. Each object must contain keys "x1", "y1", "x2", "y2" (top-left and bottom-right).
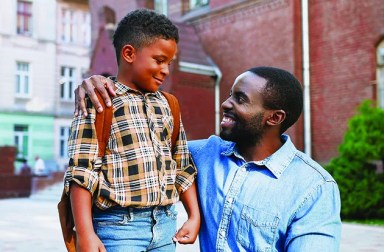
[{"x1": 64, "y1": 9, "x2": 199, "y2": 252}]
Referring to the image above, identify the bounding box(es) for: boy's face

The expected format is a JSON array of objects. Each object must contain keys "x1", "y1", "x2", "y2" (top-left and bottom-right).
[{"x1": 129, "y1": 38, "x2": 177, "y2": 93}]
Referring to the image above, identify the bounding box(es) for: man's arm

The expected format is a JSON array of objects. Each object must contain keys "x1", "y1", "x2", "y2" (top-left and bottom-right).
[
  {"x1": 174, "y1": 181, "x2": 201, "y2": 244},
  {"x1": 286, "y1": 181, "x2": 342, "y2": 251},
  {"x1": 74, "y1": 75, "x2": 116, "y2": 117},
  {"x1": 70, "y1": 183, "x2": 106, "y2": 252}
]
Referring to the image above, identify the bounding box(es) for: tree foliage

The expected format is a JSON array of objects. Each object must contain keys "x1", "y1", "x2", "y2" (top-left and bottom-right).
[{"x1": 326, "y1": 100, "x2": 384, "y2": 219}]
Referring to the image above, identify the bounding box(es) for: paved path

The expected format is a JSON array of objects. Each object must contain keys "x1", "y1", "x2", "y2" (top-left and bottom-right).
[{"x1": 0, "y1": 183, "x2": 383, "y2": 252}]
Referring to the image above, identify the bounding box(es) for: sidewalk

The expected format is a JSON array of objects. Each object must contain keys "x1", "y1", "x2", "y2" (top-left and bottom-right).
[
  {"x1": 0, "y1": 183, "x2": 198, "y2": 252},
  {"x1": 0, "y1": 183, "x2": 383, "y2": 252}
]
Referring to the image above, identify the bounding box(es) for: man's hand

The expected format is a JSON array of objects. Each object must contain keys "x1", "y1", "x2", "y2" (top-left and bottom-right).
[{"x1": 74, "y1": 75, "x2": 116, "y2": 117}]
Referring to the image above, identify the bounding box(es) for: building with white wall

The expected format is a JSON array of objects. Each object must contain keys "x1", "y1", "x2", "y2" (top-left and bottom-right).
[{"x1": 0, "y1": 0, "x2": 91, "y2": 173}]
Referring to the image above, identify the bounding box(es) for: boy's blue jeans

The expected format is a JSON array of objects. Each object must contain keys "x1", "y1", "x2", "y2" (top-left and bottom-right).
[{"x1": 92, "y1": 204, "x2": 177, "y2": 252}]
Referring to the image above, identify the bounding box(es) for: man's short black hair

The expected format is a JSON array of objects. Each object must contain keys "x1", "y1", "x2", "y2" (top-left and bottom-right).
[
  {"x1": 113, "y1": 9, "x2": 179, "y2": 65},
  {"x1": 247, "y1": 66, "x2": 303, "y2": 133}
]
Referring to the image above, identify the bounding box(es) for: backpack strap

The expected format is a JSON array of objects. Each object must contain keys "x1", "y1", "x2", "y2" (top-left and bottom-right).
[
  {"x1": 94, "y1": 89, "x2": 113, "y2": 157},
  {"x1": 161, "y1": 91, "x2": 180, "y2": 152}
]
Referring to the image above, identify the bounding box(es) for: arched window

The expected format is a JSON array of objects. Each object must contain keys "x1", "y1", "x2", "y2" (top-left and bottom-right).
[{"x1": 377, "y1": 40, "x2": 384, "y2": 108}]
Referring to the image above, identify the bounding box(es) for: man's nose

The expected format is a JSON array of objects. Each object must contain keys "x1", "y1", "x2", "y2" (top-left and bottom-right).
[{"x1": 221, "y1": 97, "x2": 232, "y2": 110}]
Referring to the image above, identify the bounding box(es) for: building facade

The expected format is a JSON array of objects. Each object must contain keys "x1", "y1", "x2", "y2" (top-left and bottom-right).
[
  {"x1": 84, "y1": 0, "x2": 384, "y2": 164},
  {"x1": 0, "y1": 0, "x2": 91, "y2": 172}
]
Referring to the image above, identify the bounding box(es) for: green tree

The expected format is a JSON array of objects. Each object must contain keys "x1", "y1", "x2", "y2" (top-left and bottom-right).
[{"x1": 326, "y1": 100, "x2": 384, "y2": 219}]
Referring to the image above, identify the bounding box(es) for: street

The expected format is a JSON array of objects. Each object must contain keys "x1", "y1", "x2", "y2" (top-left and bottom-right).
[{"x1": 0, "y1": 183, "x2": 383, "y2": 252}]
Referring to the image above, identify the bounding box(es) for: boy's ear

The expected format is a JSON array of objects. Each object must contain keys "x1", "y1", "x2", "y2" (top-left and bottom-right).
[
  {"x1": 266, "y1": 110, "x2": 286, "y2": 126},
  {"x1": 121, "y1": 45, "x2": 135, "y2": 63}
]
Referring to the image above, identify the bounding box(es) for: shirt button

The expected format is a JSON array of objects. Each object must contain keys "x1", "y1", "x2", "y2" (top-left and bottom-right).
[
  {"x1": 241, "y1": 167, "x2": 246, "y2": 172},
  {"x1": 227, "y1": 197, "x2": 233, "y2": 203},
  {"x1": 220, "y1": 230, "x2": 226, "y2": 237}
]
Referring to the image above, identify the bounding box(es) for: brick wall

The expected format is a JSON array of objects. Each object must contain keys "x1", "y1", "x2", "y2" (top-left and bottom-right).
[
  {"x1": 309, "y1": 0, "x2": 384, "y2": 162},
  {"x1": 0, "y1": 146, "x2": 16, "y2": 174},
  {"x1": 190, "y1": 0, "x2": 304, "y2": 147}
]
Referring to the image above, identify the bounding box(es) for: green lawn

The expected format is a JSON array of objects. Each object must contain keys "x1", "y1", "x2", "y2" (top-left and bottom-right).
[{"x1": 343, "y1": 219, "x2": 384, "y2": 227}]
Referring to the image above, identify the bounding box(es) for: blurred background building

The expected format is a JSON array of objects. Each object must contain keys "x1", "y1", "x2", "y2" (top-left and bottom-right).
[
  {"x1": 0, "y1": 0, "x2": 383, "y2": 175},
  {"x1": 0, "y1": 0, "x2": 91, "y2": 173}
]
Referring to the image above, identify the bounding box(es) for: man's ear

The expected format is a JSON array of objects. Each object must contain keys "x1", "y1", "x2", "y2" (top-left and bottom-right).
[
  {"x1": 266, "y1": 110, "x2": 286, "y2": 126},
  {"x1": 121, "y1": 45, "x2": 135, "y2": 63}
]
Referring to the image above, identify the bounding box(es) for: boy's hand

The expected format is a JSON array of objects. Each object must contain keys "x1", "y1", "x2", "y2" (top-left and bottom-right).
[
  {"x1": 74, "y1": 75, "x2": 116, "y2": 117},
  {"x1": 173, "y1": 217, "x2": 200, "y2": 244},
  {"x1": 76, "y1": 231, "x2": 106, "y2": 252}
]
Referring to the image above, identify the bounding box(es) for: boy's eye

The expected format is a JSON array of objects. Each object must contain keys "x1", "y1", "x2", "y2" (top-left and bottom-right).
[{"x1": 155, "y1": 58, "x2": 166, "y2": 64}]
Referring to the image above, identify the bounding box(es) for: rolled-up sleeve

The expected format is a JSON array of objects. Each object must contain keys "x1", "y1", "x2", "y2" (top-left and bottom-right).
[
  {"x1": 173, "y1": 119, "x2": 197, "y2": 194},
  {"x1": 286, "y1": 180, "x2": 342, "y2": 251},
  {"x1": 64, "y1": 100, "x2": 100, "y2": 196}
]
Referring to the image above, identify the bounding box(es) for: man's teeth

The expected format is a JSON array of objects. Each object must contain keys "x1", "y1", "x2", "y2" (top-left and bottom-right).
[{"x1": 223, "y1": 117, "x2": 234, "y2": 122}]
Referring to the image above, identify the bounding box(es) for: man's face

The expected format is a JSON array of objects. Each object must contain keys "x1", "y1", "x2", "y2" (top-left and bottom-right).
[
  {"x1": 129, "y1": 38, "x2": 177, "y2": 93},
  {"x1": 220, "y1": 71, "x2": 268, "y2": 145}
]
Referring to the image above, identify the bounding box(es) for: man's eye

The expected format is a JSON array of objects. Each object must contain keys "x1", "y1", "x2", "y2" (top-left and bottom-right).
[{"x1": 234, "y1": 95, "x2": 244, "y2": 103}]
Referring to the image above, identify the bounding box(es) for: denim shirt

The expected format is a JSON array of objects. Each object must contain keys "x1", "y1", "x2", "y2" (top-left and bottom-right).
[{"x1": 188, "y1": 135, "x2": 341, "y2": 252}]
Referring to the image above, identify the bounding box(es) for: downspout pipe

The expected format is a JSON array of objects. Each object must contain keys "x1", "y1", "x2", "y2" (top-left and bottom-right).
[
  {"x1": 302, "y1": 0, "x2": 312, "y2": 157},
  {"x1": 212, "y1": 64, "x2": 222, "y2": 135},
  {"x1": 179, "y1": 61, "x2": 222, "y2": 135}
]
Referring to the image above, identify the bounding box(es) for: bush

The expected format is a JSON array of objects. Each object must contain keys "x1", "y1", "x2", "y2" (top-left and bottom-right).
[{"x1": 326, "y1": 100, "x2": 384, "y2": 219}]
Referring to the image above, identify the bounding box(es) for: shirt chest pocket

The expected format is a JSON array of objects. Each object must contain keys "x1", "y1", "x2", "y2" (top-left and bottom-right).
[{"x1": 237, "y1": 205, "x2": 279, "y2": 252}]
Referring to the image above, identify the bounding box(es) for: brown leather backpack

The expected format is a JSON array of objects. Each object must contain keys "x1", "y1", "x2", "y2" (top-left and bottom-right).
[{"x1": 57, "y1": 90, "x2": 180, "y2": 252}]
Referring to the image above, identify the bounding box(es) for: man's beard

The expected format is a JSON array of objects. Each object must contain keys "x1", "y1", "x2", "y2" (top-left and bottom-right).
[{"x1": 220, "y1": 113, "x2": 265, "y2": 146}]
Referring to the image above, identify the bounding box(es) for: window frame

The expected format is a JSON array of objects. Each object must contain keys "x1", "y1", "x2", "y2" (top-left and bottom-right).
[
  {"x1": 190, "y1": 0, "x2": 209, "y2": 10},
  {"x1": 60, "y1": 66, "x2": 76, "y2": 101},
  {"x1": 17, "y1": 0, "x2": 33, "y2": 36},
  {"x1": 377, "y1": 41, "x2": 384, "y2": 108},
  {"x1": 59, "y1": 126, "x2": 71, "y2": 158},
  {"x1": 15, "y1": 61, "x2": 31, "y2": 98},
  {"x1": 14, "y1": 125, "x2": 29, "y2": 159},
  {"x1": 154, "y1": 0, "x2": 168, "y2": 15}
]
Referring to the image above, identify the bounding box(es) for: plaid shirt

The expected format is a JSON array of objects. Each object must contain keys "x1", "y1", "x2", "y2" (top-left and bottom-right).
[{"x1": 64, "y1": 82, "x2": 197, "y2": 209}]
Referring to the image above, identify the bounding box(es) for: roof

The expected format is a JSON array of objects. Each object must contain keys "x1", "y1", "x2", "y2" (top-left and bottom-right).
[{"x1": 176, "y1": 22, "x2": 216, "y2": 69}]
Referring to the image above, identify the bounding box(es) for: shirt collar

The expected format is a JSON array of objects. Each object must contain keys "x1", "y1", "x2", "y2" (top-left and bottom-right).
[
  {"x1": 221, "y1": 134, "x2": 297, "y2": 178},
  {"x1": 110, "y1": 77, "x2": 162, "y2": 98}
]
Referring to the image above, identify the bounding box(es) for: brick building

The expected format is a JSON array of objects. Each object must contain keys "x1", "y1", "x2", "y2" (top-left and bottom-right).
[{"x1": 89, "y1": 0, "x2": 384, "y2": 164}]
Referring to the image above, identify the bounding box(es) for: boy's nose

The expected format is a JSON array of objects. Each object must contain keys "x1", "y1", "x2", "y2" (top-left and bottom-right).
[{"x1": 161, "y1": 65, "x2": 170, "y2": 76}]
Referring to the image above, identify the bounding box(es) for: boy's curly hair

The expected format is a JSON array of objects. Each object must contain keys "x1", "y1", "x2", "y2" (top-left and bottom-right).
[{"x1": 113, "y1": 9, "x2": 179, "y2": 65}]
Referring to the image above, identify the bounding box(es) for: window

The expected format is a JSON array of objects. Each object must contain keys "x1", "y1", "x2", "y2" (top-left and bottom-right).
[
  {"x1": 190, "y1": 0, "x2": 209, "y2": 9},
  {"x1": 155, "y1": 0, "x2": 168, "y2": 15},
  {"x1": 16, "y1": 62, "x2": 30, "y2": 97},
  {"x1": 377, "y1": 42, "x2": 384, "y2": 108},
  {"x1": 60, "y1": 66, "x2": 76, "y2": 100},
  {"x1": 61, "y1": 8, "x2": 75, "y2": 43},
  {"x1": 61, "y1": 8, "x2": 91, "y2": 45},
  {"x1": 80, "y1": 12, "x2": 91, "y2": 46},
  {"x1": 59, "y1": 127, "x2": 71, "y2": 158},
  {"x1": 17, "y1": 0, "x2": 32, "y2": 35},
  {"x1": 14, "y1": 125, "x2": 29, "y2": 159}
]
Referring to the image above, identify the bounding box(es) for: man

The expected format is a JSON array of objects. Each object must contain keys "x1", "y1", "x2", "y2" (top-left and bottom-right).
[{"x1": 75, "y1": 66, "x2": 341, "y2": 251}]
